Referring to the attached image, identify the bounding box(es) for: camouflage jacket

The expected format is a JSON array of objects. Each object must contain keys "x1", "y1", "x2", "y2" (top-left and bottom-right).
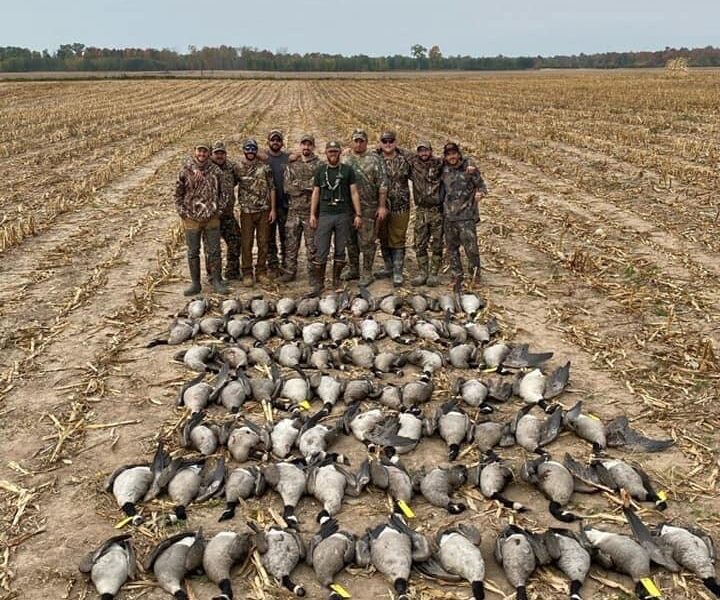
[
  {"x1": 381, "y1": 150, "x2": 412, "y2": 213},
  {"x1": 284, "y1": 154, "x2": 322, "y2": 211},
  {"x1": 408, "y1": 155, "x2": 444, "y2": 208},
  {"x1": 440, "y1": 158, "x2": 488, "y2": 222},
  {"x1": 342, "y1": 151, "x2": 388, "y2": 211},
  {"x1": 212, "y1": 158, "x2": 239, "y2": 214},
  {"x1": 174, "y1": 157, "x2": 226, "y2": 221},
  {"x1": 234, "y1": 157, "x2": 275, "y2": 213}
]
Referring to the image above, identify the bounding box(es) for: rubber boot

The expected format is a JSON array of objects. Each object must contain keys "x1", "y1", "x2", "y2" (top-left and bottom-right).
[
  {"x1": 278, "y1": 270, "x2": 296, "y2": 283},
  {"x1": 426, "y1": 255, "x2": 441, "y2": 287},
  {"x1": 206, "y1": 228, "x2": 228, "y2": 294},
  {"x1": 392, "y1": 248, "x2": 405, "y2": 287},
  {"x1": 358, "y1": 253, "x2": 375, "y2": 287},
  {"x1": 332, "y1": 260, "x2": 346, "y2": 289},
  {"x1": 374, "y1": 247, "x2": 393, "y2": 279},
  {"x1": 341, "y1": 255, "x2": 359, "y2": 281},
  {"x1": 183, "y1": 230, "x2": 202, "y2": 297},
  {"x1": 411, "y1": 256, "x2": 428, "y2": 286},
  {"x1": 311, "y1": 262, "x2": 326, "y2": 296}
]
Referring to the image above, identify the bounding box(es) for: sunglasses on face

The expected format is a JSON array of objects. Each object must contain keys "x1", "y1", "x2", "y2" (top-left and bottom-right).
[{"x1": 381, "y1": 139, "x2": 396, "y2": 144}]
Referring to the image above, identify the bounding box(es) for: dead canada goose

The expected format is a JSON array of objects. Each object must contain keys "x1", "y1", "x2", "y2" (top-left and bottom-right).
[
  {"x1": 105, "y1": 443, "x2": 168, "y2": 524},
  {"x1": 521, "y1": 455, "x2": 578, "y2": 522},
  {"x1": 543, "y1": 528, "x2": 592, "y2": 600},
  {"x1": 435, "y1": 524, "x2": 486, "y2": 599},
  {"x1": 374, "y1": 350, "x2": 407, "y2": 375},
  {"x1": 565, "y1": 454, "x2": 669, "y2": 510},
  {"x1": 219, "y1": 465, "x2": 266, "y2": 521},
  {"x1": 303, "y1": 322, "x2": 328, "y2": 346},
  {"x1": 356, "y1": 514, "x2": 431, "y2": 600},
  {"x1": 416, "y1": 465, "x2": 468, "y2": 514},
  {"x1": 404, "y1": 348, "x2": 444, "y2": 374},
  {"x1": 473, "y1": 417, "x2": 514, "y2": 453},
  {"x1": 582, "y1": 525, "x2": 666, "y2": 600},
  {"x1": 180, "y1": 411, "x2": 221, "y2": 456},
  {"x1": 363, "y1": 453, "x2": 414, "y2": 514},
  {"x1": 307, "y1": 518, "x2": 357, "y2": 600},
  {"x1": 250, "y1": 522, "x2": 306, "y2": 596},
  {"x1": 168, "y1": 457, "x2": 224, "y2": 521},
  {"x1": 147, "y1": 317, "x2": 199, "y2": 348},
  {"x1": 247, "y1": 296, "x2": 274, "y2": 318},
  {"x1": 494, "y1": 525, "x2": 549, "y2": 600},
  {"x1": 144, "y1": 530, "x2": 205, "y2": 600},
  {"x1": 262, "y1": 459, "x2": 308, "y2": 527},
  {"x1": 623, "y1": 509, "x2": 720, "y2": 597},
  {"x1": 202, "y1": 530, "x2": 252, "y2": 600},
  {"x1": 502, "y1": 343, "x2": 554, "y2": 370},
  {"x1": 296, "y1": 295, "x2": 320, "y2": 317},
  {"x1": 298, "y1": 409, "x2": 344, "y2": 462},
  {"x1": 425, "y1": 400, "x2": 474, "y2": 460},
  {"x1": 511, "y1": 404, "x2": 563, "y2": 454},
  {"x1": 79, "y1": 534, "x2": 136, "y2": 600},
  {"x1": 226, "y1": 418, "x2": 271, "y2": 462},
  {"x1": 366, "y1": 405, "x2": 424, "y2": 455},
  {"x1": 175, "y1": 345, "x2": 225, "y2": 372},
  {"x1": 307, "y1": 454, "x2": 365, "y2": 523},
  {"x1": 276, "y1": 296, "x2": 297, "y2": 317},
  {"x1": 275, "y1": 317, "x2": 300, "y2": 341},
  {"x1": 385, "y1": 317, "x2": 414, "y2": 344},
  {"x1": 218, "y1": 345, "x2": 248, "y2": 370},
  {"x1": 177, "y1": 362, "x2": 228, "y2": 414},
  {"x1": 221, "y1": 298, "x2": 241, "y2": 316},
  {"x1": 217, "y1": 369, "x2": 252, "y2": 413},
  {"x1": 312, "y1": 373, "x2": 345, "y2": 412},
  {"x1": 401, "y1": 372, "x2": 434, "y2": 406},
  {"x1": 453, "y1": 377, "x2": 492, "y2": 412},
  {"x1": 271, "y1": 416, "x2": 303, "y2": 459},
  {"x1": 467, "y1": 451, "x2": 526, "y2": 511}
]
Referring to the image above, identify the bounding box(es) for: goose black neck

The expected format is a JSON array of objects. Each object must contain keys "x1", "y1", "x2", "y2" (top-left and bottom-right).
[
  {"x1": 121, "y1": 502, "x2": 137, "y2": 516},
  {"x1": 219, "y1": 578, "x2": 233, "y2": 598},
  {"x1": 394, "y1": 578, "x2": 409, "y2": 595},
  {"x1": 516, "y1": 586, "x2": 528, "y2": 600},
  {"x1": 472, "y1": 580, "x2": 485, "y2": 599},
  {"x1": 549, "y1": 501, "x2": 577, "y2": 523},
  {"x1": 569, "y1": 579, "x2": 583, "y2": 599},
  {"x1": 702, "y1": 577, "x2": 720, "y2": 597},
  {"x1": 100, "y1": 594, "x2": 115, "y2": 600},
  {"x1": 219, "y1": 501, "x2": 238, "y2": 522},
  {"x1": 174, "y1": 505, "x2": 188, "y2": 521},
  {"x1": 174, "y1": 591, "x2": 189, "y2": 600}
]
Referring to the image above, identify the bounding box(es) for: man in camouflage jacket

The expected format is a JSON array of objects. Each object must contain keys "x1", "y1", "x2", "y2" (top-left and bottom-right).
[
  {"x1": 234, "y1": 138, "x2": 277, "y2": 286},
  {"x1": 175, "y1": 142, "x2": 228, "y2": 295},
  {"x1": 375, "y1": 130, "x2": 412, "y2": 286},
  {"x1": 201, "y1": 141, "x2": 242, "y2": 280},
  {"x1": 408, "y1": 141, "x2": 444, "y2": 286},
  {"x1": 341, "y1": 128, "x2": 389, "y2": 286},
  {"x1": 440, "y1": 142, "x2": 488, "y2": 285},
  {"x1": 278, "y1": 134, "x2": 322, "y2": 283}
]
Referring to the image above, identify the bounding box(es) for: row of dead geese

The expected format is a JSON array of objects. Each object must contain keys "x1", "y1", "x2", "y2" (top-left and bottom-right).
[
  {"x1": 82, "y1": 508, "x2": 720, "y2": 600},
  {"x1": 79, "y1": 292, "x2": 718, "y2": 600}
]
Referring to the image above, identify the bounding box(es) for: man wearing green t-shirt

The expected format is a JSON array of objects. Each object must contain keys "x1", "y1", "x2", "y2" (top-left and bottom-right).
[{"x1": 309, "y1": 141, "x2": 362, "y2": 294}]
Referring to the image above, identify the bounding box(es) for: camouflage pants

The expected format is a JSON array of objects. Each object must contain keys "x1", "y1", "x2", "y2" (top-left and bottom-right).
[
  {"x1": 267, "y1": 205, "x2": 288, "y2": 271},
  {"x1": 284, "y1": 205, "x2": 316, "y2": 274},
  {"x1": 414, "y1": 206, "x2": 444, "y2": 260},
  {"x1": 346, "y1": 205, "x2": 378, "y2": 267},
  {"x1": 445, "y1": 219, "x2": 480, "y2": 279}
]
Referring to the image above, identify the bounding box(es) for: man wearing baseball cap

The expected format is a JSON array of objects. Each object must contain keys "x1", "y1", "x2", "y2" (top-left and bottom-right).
[
  {"x1": 440, "y1": 141, "x2": 488, "y2": 286},
  {"x1": 174, "y1": 142, "x2": 228, "y2": 295},
  {"x1": 341, "y1": 128, "x2": 389, "y2": 285},
  {"x1": 309, "y1": 141, "x2": 362, "y2": 294},
  {"x1": 203, "y1": 140, "x2": 242, "y2": 280},
  {"x1": 375, "y1": 130, "x2": 412, "y2": 287},
  {"x1": 408, "y1": 141, "x2": 444, "y2": 286},
  {"x1": 265, "y1": 129, "x2": 289, "y2": 276},
  {"x1": 279, "y1": 133, "x2": 321, "y2": 283},
  {"x1": 233, "y1": 138, "x2": 277, "y2": 286}
]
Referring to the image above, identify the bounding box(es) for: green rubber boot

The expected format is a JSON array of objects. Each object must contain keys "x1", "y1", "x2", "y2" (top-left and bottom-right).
[
  {"x1": 426, "y1": 255, "x2": 442, "y2": 287},
  {"x1": 411, "y1": 256, "x2": 429, "y2": 286},
  {"x1": 206, "y1": 228, "x2": 228, "y2": 294},
  {"x1": 374, "y1": 247, "x2": 393, "y2": 279},
  {"x1": 184, "y1": 230, "x2": 202, "y2": 296}
]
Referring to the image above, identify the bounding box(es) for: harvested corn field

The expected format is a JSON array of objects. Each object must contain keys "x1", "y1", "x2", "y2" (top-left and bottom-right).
[{"x1": 0, "y1": 71, "x2": 719, "y2": 600}]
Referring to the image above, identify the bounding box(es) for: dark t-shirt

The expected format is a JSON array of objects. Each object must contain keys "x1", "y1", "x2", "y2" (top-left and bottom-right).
[
  {"x1": 266, "y1": 151, "x2": 289, "y2": 210},
  {"x1": 313, "y1": 163, "x2": 356, "y2": 215}
]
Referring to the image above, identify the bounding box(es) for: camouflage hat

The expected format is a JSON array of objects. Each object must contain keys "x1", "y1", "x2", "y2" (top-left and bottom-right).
[
  {"x1": 243, "y1": 138, "x2": 259, "y2": 152},
  {"x1": 267, "y1": 129, "x2": 284, "y2": 141},
  {"x1": 212, "y1": 140, "x2": 226, "y2": 153},
  {"x1": 443, "y1": 141, "x2": 461, "y2": 155},
  {"x1": 416, "y1": 141, "x2": 432, "y2": 150},
  {"x1": 351, "y1": 129, "x2": 368, "y2": 141},
  {"x1": 380, "y1": 130, "x2": 397, "y2": 142},
  {"x1": 325, "y1": 141, "x2": 342, "y2": 151},
  {"x1": 195, "y1": 142, "x2": 211, "y2": 151},
  {"x1": 299, "y1": 133, "x2": 315, "y2": 144}
]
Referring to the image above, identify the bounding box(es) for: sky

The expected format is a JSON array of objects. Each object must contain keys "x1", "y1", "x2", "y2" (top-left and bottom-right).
[{"x1": 2, "y1": 0, "x2": 719, "y2": 57}]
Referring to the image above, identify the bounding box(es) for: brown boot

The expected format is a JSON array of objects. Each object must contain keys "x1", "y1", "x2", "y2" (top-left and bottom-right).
[
  {"x1": 278, "y1": 270, "x2": 296, "y2": 283},
  {"x1": 332, "y1": 260, "x2": 346, "y2": 289},
  {"x1": 311, "y1": 262, "x2": 327, "y2": 296}
]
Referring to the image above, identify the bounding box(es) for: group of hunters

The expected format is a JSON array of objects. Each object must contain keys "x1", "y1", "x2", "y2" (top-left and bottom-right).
[{"x1": 174, "y1": 128, "x2": 488, "y2": 297}]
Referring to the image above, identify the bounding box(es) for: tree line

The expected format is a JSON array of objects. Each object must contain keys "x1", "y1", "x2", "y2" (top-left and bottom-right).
[{"x1": 1, "y1": 43, "x2": 719, "y2": 72}]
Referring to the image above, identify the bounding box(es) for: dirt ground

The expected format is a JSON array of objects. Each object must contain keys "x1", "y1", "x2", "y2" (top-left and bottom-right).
[{"x1": 0, "y1": 72, "x2": 718, "y2": 600}]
